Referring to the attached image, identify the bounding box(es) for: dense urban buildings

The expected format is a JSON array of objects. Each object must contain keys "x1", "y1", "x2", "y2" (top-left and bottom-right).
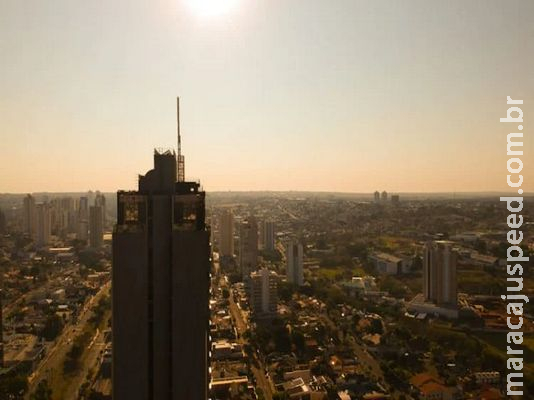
[{"x1": 1, "y1": 191, "x2": 533, "y2": 399}]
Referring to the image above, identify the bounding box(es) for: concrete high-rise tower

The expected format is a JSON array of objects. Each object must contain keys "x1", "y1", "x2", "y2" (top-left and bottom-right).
[
  {"x1": 261, "y1": 220, "x2": 275, "y2": 252},
  {"x1": 423, "y1": 241, "x2": 458, "y2": 307},
  {"x1": 286, "y1": 240, "x2": 304, "y2": 286},
  {"x1": 77, "y1": 196, "x2": 89, "y2": 241},
  {"x1": 23, "y1": 194, "x2": 37, "y2": 239},
  {"x1": 112, "y1": 101, "x2": 210, "y2": 400},
  {"x1": 218, "y1": 209, "x2": 234, "y2": 258},
  {"x1": 95, "y1": 192, "x2": 107, "y2": 227},
  {"x1": 35, "y1": 203, "x2": 51, "y2": 246},
  {"x1": 239, "y1": 217, "x2": 258, "y2": 280},
  {"x1": 250, "y1": 268, "x2": 278, "y2": 320},
  {"x1": 374, "y1": 191, "x2": 380, "y2": 203},
  {"x1": 89, "y1": 206, "x2": 104, "y2": 248}
]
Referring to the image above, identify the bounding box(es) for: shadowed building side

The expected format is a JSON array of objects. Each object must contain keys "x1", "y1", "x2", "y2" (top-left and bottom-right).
[{"x1": 112, "y1": 149, "x2": 210, "y2": 400}]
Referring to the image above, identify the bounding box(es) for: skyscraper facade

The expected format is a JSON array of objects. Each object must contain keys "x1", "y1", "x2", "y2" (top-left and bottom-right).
[
  {"x1": 89, "y1": 205, "x2": 103, "y2": 248},
  {"x1": 77, "y1": 196, "x2": 89, "y2": 241},
  {"x1": 95, "y1": 192, "x2": 107, "y2": 228},
  {"x1": 374, "y1": 190, "x2": 380, "y2": 203},
  {"x1": 286, "y1": 240, "x2": 304, "y2": 286},
  {"x1": 218, "y1": 208, "x2": 234, "y2": 258},
  {"x1": 23, "y1": 194, "x2": 36, "y2": 238},
  {"x1": 423, "y1": 241, "x2": 458, "y2": 307},
  {"x1": 261, "y1": 220, "x2": 275, "y2": 252},
  {"x1": 250, "y1": 268, "x2": 278, "y2": 320},
  {"x1": 35, "y1": 203, "x2": 51, "y2": 246},
  {"x1": 239, "y1": 217, "x2": 258, "y2": 280},
  {"x1": 112, "y1": 149, "x2": 210, "y2": 400}
]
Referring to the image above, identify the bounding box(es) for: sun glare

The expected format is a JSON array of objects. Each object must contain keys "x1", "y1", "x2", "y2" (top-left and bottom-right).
[{"x1": 185, "y1": 0, "x2": 240, "y2": 18}]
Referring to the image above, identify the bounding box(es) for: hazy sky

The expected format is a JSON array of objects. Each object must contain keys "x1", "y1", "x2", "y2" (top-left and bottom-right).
[{"x1": 1, "y1": 0, "x2": 533, "y2": 193}]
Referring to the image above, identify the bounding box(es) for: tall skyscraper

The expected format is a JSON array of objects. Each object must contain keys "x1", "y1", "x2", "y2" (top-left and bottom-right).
[
  {"x1": 261, "y1": 220, "x2": 275, "y2": 252},
  {"x1": 89, "y1": 206, "x2": 104, "y2": 248},
  {"x1": 79, "y1": 196, "x2": 89, "y2": 220},
  {"x1": 218, "y1": 208, "x2": 234, "y2": 258},
  {"x1": 35, "y1": 203, "x2": 51, "y2": 246},
  {"x1": 250, "y1": 268, "x2": 278, "y2": 320},
  {"x1": 112, "y1": 101, "x2": 210, "y2": 400},
  {"x1": 286, "y1": 240, "x2": 304, "y2": 286},
  {"x1": 381, "y1": 190, "x2": 388, "y2": 202},
  {"x1": 95, "y1": 192, "x2": 107, "y2": 228},
  {"x1": 423, "y1": 241, "x2": 458, "y2": 307},
  {"x1": 23, "y1": 194, "x2": 36, "y2": 238},
  {"x1": 77, "y1": 196, "x2": 89, "y2": 241},
  {"x1": 374, "y1": 190, "x2": 380, "y2": 203},
  {"x1": 239, "y1": 217, "x2": 258, "y2": 280}
]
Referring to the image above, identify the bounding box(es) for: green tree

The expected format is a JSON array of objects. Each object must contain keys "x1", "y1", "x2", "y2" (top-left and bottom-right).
[
  {"x1": 0, "y1": 373, "x2": 28, "y2": 399},
  {"x1": 31, "y1": 379, "x2": 52, "y2": 400},
  {"x1": 41, "y1": 314, "x2": 64, "y2": 341}
]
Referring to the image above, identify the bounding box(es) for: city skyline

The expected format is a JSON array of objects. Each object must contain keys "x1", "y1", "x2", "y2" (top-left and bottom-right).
[
  {"x1": 1, "y1": 0, "x2": 533, "y2": 194},
  {"x1": 1, "y1": 2, "x2": 532, "y2": 399}
]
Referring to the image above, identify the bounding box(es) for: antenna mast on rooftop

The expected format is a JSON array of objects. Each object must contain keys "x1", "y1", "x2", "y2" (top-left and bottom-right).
[{"x1": 177, "y1": 96, "x2": 185, "y2": 182}]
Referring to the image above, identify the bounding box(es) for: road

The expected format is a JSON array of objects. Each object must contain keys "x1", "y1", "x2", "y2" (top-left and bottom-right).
[
  {"x1": 226, "y1": 280, "x2": 273, "y2": 400},
  {"x1": 26, "y1": 280, "x2": 111, "y2": 400}
]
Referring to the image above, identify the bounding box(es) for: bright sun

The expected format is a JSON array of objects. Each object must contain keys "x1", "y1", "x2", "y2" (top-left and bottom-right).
[{"x1": 185, "y1": 0, "x2": 239, "y2": 18}]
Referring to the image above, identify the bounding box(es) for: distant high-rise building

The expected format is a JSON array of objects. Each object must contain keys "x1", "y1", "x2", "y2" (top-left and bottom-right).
[
  {"x1": 79, "y1": 196, "x2": 89, "y2": 220},
  {"x1": 218, "y1": 209, "x2": 234, "y2": 258},
  {"x1": 89, "y1": 206, "x2": 104, "y2": 248},
  {"x1": 374, "y1": 191, "x2": 380, "y2": 203},
  {"x1": 239, "y1": 217, "x2": 258, "y2": 280},
  {"x1": 113, "y1": 99, "x2": 210, "y2": 400},
  {"x1": 250, "y1": 268, "x2": 278, "y2": 320},
  {"x1": 77, "y1": 196, "x2": 89, "y2": 241},
  {"x1": 77, "y1": 221, "x2": 89, "y2": 242},
  {"x1": 57, "y1": 197, "x2": 78, "y2": 234},
  {"x1": 286, "y1": 240, "x2": 304, "y2": 286},
  {"x1": 381, "y1": 191, "x2": 388, "y2": 202},
  {"x1": 95, "y1": 192, "x2": 107, "y2": 227},
  {"x1": 423, "y1": 241, "x2": 458, "y2": 307},
  {"x1": 23, "y1": 194, "x2": 37, "y2": 238},
  {"x1": 261, "y1": 220, "x2": 275, "y2": 252},
  {"x1": 35, "y1": 203, "x2": 51, "y2": 246},
  {"x1": 391, "y1": 194, "x2": 400, "y2": 204}
]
